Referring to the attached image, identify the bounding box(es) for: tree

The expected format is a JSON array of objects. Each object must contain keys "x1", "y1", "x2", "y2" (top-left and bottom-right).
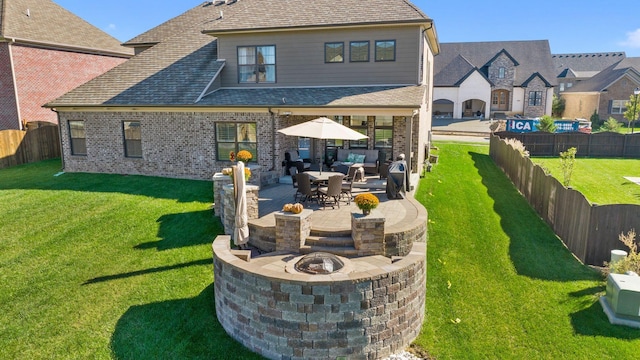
[
  {"x1": 623, "y1": 93, "x2": 640, "y2": 131},
  {"x1": 559, "y1": 147, "x2": 577, "y2": 187},
  {"x1": 601, "y1": 117, "x2": 622, "y2": 132},
  {"x1": 536, "y1": 115, "x2": 557, "y2": 133},
  {"x1": 590, "y1": 110, "x2": 601, "y2": 128},
  {"x1": 552, "y1": 94, "x2": 565, "y2": 117}
]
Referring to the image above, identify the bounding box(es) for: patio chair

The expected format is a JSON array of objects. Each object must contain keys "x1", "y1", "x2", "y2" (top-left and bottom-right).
[
  {"x1": 318, "y1": 175, "x2": 343, "y2": 209},
  {"x1": 295, "y1": 172, "x2": 318, "y2": 205},
  {"x1": 340, "y1": 168, "x2": 359, "y2": 204}
]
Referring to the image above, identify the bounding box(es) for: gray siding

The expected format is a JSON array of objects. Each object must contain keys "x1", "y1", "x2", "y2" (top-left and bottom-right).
[{"x1": 218, "y1": 26, "x2": 421, "y2": 87}]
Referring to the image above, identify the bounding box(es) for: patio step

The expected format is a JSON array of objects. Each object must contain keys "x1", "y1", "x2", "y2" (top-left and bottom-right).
[
  {"x1": 305, "y1": 235, "x2": 353, "y2": 248},
  {"x1": 299, "y1": 244, "x2": 359, "y2": 257},
  {"x1": 309, "y1": 228, "x2": 352, "y2": 237}
]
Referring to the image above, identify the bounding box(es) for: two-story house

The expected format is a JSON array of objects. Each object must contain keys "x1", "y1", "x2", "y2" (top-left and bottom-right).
[
  {"x1": 433, "y1": 40, "x2": 556, "y2": 120},
  {"x1": 45, "y1": 0, "x2": 439, "y2": 184},
  {"x1": 0, "y1": 0, "x2": 133, "y2": 130}
]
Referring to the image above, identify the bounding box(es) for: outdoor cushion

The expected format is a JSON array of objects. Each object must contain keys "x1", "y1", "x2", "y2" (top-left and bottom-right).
[
  {"x1": 354, "y1": 154, "x2": 366, "y2": 163},
  {"x1": 346, "y1": 153, "x2": 357, "y2": 162}
]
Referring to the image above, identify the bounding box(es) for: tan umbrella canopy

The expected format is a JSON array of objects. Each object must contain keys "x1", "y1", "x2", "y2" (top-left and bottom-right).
[{"x1": 277, "y1": 117, "x2": 369, "y2": 140}]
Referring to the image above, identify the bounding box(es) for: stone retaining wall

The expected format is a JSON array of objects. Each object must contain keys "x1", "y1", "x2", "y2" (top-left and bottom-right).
[{"x1": 213, "y1": 235, "x2": 427, "y2": 360}]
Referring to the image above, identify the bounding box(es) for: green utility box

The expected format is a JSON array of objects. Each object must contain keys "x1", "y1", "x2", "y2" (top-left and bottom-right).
[{"x1": 606, "y1": 274, "x2": 640, "y2": 319}]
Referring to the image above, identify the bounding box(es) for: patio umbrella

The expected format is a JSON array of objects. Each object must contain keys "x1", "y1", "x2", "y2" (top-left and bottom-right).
[
  {"x1": 233, "y1": 162, "x2": 249, "y2": 249},
  {"x1": 277, "y1": 117, "x2": 369, "y2": 141},
  {"x1": 278, "y1": 117, "x2": 368, "y2": 174}
]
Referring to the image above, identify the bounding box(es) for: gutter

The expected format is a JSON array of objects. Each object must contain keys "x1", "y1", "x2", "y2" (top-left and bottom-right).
[{"x1": 0, "y1": 36, "x2": 133, "y2": 58}]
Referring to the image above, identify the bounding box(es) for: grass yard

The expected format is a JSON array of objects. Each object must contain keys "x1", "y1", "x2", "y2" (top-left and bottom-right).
[
  {"x1": 416, "y1": 142, "x2": 640, "y2": 359},
  {"x1": 3, "y1": 150, "x2": 640, "y2": 359},
  {"x1": 0, "y1": 159, "x2": 261, "y2": 359},
  {"x1": 530, "y1": 157, "x2": 640, "y2": 205}
]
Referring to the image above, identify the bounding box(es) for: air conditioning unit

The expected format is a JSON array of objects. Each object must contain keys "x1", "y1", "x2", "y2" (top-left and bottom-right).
[{"x1": 605, "y1": 274, "x2": 640, "y2": 319}]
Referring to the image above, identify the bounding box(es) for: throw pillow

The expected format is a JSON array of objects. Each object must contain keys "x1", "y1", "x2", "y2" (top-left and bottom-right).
[
  {"x1": 354, "y1": 154, "x2": 366, "y2": 163},
  {"x1": 346, "y1": 152, "x2": 357, "y2": 162}
]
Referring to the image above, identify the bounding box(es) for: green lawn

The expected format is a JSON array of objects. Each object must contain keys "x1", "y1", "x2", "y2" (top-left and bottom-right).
[
  {"x1": 0, "y1": 159, "x2": 261, "y2": 359},
  {"x1": 417, "y1": 142, "x2": 640, "y2": 359},
  {"x1": 530, "y1": 157, "x2": 640, "y2": 205},
  {"x1": 3, "y1": 152, "x2": 640, "y2": 359}
]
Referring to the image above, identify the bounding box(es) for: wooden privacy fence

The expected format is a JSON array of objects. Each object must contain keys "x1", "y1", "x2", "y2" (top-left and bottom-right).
[
  {"x1": 490, "y1": 134, "x2": 640, "y2": 266},
  {"x1": 0, "y1": 126, "x2": 60, "y2": 169},
  {"x1": 494, "y1": 131, "x2": 640, "y2": 158}
]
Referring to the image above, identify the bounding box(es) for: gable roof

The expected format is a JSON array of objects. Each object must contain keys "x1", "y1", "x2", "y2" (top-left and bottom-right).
[
  {"x1": 552, "y1": 52, "x2": 625, "y2": 78},
  {"x1": 433, "y1": 54, "x2": 491, "y2": 87},
  {"x1": 434, "y1": 40, "x2": 557, "y2": 87},
  {"x1": 48, "y1": 0, "x2": 432, "y2": 108},
  {"x1": 127, "y1": 0, "x2": 435, "y2": 47},
  {"x1": 0, "y1": 0, "x2": 132, "y2": 57},
  {"x1": 563, "y1": 57, "x2": 640, "y2": 93}
]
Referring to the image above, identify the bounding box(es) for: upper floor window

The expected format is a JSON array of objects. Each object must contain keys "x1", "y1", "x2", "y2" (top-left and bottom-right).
[
  {"x1": 325, "y1": 42, "x2": 344, "y2": 63},
  {"x1": 611, "y1": 100, "x2": 627, "y2": 114},
  {"x1": 528, "y1": 91, "x2": 543, "y2": 106},
  {"x1": 68, "y1": 120, "x2": 86, "y2": 156},
  {"x1": 350, "y1": 41, "x2": 369, "y2": 62},
  {"x1": 238, "y1": 46, "x2": 275, "y2": 83},
  {"x1": 559, "y1": 83, "x2": 565, "y2": 92},
  {"x1": 498, "y1": 67, "x2": 505, "y2": 79},
  {"x1": 123, "y1": 121, "x2": 142, "y2": 158},
  {"x1": 375, "y1": 40, "x2": 395, "y2": 61},
  {"x1": 216, "y1": 123, "x2": 257, "y2": 161}
]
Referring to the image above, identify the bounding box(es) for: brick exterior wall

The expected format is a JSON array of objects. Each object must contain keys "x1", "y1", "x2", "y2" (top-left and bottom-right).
[
  {"x1": 0, "y1": 43, "x2": 20, "y2": 130},
  {"x1": 598, "y1": 76, "x2": 638, "y2": 123},
  {"x1": 488, "y1": 54, "x2": 516, "y2": 114},
  {"x1": 3, "y1": 44, "x2": 126, "y2": 129},
  {"x1": 58, "y1": 111, "x2": 280, "y2": 182}
]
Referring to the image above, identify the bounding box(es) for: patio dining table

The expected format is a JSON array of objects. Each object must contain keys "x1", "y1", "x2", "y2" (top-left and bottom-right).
[{"x1": 305, "y1": 171, "x2": 345, "y2": 184}]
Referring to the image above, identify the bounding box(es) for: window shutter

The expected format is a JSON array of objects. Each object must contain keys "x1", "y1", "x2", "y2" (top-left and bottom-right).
[{"x1": 608, "y1": 100, "x2": 613, "y2": 114}]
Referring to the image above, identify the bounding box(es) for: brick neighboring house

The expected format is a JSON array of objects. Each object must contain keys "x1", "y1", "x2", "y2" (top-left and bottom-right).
[
  {"x1": 433, "y1": 40, "x2": 556, "y2": 119},
  {"x1": 0, "y1": 0, "x2": 133, "y2": 130},
  {"x1": 552, "y1": 52, "x2": 626, "y2": 95},
  {"x1": 45, "y1": 0, "x2": 440, "y2": 184},
  {"x1": 559, "y1": 57, "x2": 640, "y2": 122}
]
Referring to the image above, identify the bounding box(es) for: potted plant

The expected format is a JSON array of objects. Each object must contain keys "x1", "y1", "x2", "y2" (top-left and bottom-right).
[
  {"x1": 236, "y1": 150, "x2": 253, "y2": 163},
  {"x1": 354, "y1": 193, "x2": 379, "y2": 215}
]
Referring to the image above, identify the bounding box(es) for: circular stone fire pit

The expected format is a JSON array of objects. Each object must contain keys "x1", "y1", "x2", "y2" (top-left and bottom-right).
[{"x1": 212, "y1": 236, "x2": 426, "y2": 360}]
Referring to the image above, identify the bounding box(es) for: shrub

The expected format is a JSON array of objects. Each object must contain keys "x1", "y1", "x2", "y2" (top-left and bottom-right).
[
  {"x1": 590, "y1": 110, "x2": 601, "y2": 128},
  {"x1": 601, "y1": 117, "x2": 622, "y2": 132},
  {"x1": 609, "y1": 230, "x2": 640, "y2": 275},
  {"x1": 536, "y1": 115, "x2": 557, "y2": 133},
  {"x1": 559, "y1": 147, "x2": 577, "y2": 187},
  {"x1": 504, "y1": 138, "x2": 529, "y2": 157}
]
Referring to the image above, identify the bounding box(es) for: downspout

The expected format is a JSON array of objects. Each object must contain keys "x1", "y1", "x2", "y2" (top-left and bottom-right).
[
  {"x1": 50, "y1": 108, "x2": 65, "y2": 172},
  {"x1": 6, "y1": 37, "x2": 23, "y2": 130}
]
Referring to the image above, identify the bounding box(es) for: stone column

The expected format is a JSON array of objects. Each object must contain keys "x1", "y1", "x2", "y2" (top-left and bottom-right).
[
  {"x1": 274, "y1": 209, "x2": 312, "y2": 252},
  {"x1": 351, "y1": 210, "x2": 385, "y2": 256},
  {"x1": 222, "y1": 184, "x2": 260, "y2": 235},
  {"x1": 212, "y1": 173, "x2": 232, "y2": 218}
]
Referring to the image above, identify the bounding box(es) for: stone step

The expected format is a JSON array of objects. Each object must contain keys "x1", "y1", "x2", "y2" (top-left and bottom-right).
[
  {"x1": 305, "y1": 235, "x2": 353, "y2": 248},
  {"x1": 310, "y1": 228, "x2": 352, "y2": 237},
  {"x1": 299, "y1": 245, "x2": 360, "y2": 257}
]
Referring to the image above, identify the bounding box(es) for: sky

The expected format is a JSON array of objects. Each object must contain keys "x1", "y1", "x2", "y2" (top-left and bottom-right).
[{"x1": 56, "y1": 0, "x2": 640, "y2": 56}]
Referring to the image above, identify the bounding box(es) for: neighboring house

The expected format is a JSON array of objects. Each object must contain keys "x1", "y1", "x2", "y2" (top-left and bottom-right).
[
  {"x1": 552, "y1": 52, "x2": 625, "y2": 94},
  {"x1": 433, "y1": 40, "x2": 556, "y2": 119},
  {"x1": 560, "y1": 57, "x2": 640, "y2": 122},
  {"x1": 0, "y1": 0, "x2": 133, "y2": 130},
  {"x1": 45, "y1": 0, "x2": 440, "y2": 184}
]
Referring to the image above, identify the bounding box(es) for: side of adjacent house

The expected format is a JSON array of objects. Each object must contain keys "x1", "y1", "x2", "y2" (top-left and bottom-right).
[
  {"x1": 46, "y1": 0, "x2": 440, "y2": 185},
  {"x1": 433, "y1": 40, "x2": 556, "y2": 119},
  {"x1": 0, "y1": 0, "x2": 133, "y2": 130},
  {"x1": 559, "y1": 57, "x2": 640, "y2": 122},
  {"x1": 552, "y1": 52, "x2": 626, "y2": 94}
]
